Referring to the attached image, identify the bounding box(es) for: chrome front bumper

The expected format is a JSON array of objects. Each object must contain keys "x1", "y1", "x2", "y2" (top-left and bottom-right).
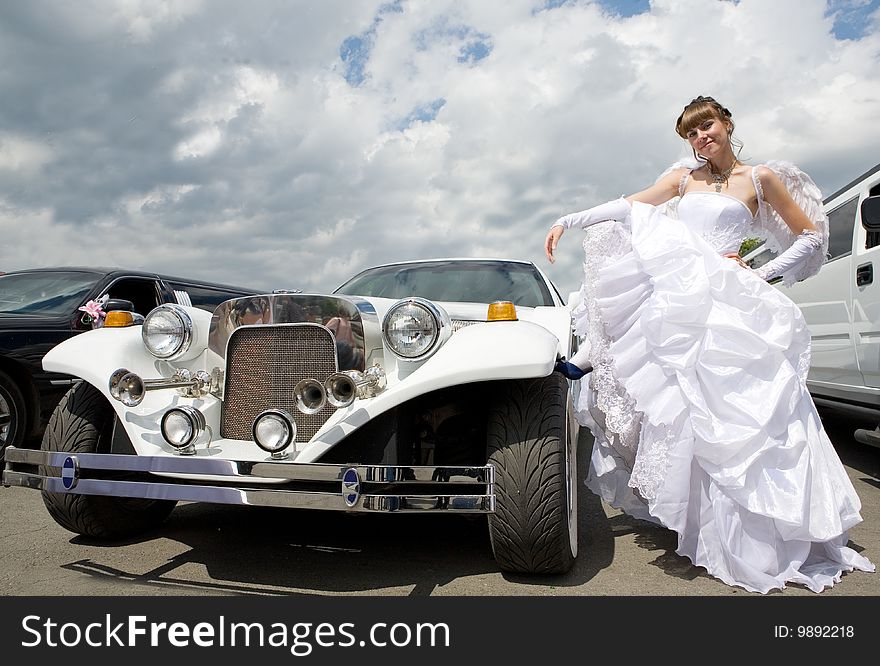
[{"x1": 2, "y1": 447, "x2": 495, "y2": 514}]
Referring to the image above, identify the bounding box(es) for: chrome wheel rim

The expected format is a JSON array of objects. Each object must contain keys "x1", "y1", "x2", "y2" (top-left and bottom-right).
[{"x1": 565, "y1": 404, "x2": 578, "y2": 558}]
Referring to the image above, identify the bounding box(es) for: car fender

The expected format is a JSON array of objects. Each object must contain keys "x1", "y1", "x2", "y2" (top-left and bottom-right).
[
  {"x1": 42, "y1": 326, "x2": 159, "y2": 394},
  {"x1": 298, "y1": 320, "x2": 564, "y2": 460},
  {"x1": 403, "y1": 319, "x2": 560, "y2": 384},
  {"x1": 41, "y1": 306, "x2": 214, "y2": 408}
]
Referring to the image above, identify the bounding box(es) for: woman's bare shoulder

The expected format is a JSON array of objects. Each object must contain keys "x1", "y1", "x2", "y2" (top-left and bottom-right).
[{"x1": 754, "y1": 164, "x2": 786, "y2": 194}]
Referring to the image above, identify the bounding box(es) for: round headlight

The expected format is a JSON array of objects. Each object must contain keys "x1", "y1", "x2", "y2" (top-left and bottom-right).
[
  {"x1": 382, "y1": 298, "x2": 448, "y2": 360},
  {"x1": 142, "y1": 304, "x2": 193, "y2": 359},
  {"x1": 252, "y1": 409, "x2": 296, "y2": 457}
]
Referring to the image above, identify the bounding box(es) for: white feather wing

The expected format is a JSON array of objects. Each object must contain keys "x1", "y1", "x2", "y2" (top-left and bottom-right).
[{"x1": 757, "y1": 160, "x2": 829, "y2": 284}]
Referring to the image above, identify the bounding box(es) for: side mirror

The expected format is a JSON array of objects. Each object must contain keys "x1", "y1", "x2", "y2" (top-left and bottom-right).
[
  {"x1": 104, "y1": 298, "x2": 136, "y2": 313},
  {"x1": 861, "y1": 195, "x2": 880, "y2": 231}
]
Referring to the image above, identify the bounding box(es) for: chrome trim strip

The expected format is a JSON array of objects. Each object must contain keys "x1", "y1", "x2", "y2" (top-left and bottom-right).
[
  {"x1": 209, "y1": 294, "x2": 380, "y2": 371},
  {"x1": 807, "y1": 379, "x2": 880, "y2": 398},
  {"x1": 3, "y1": 471, "x2": 494, "y2": 515},
  {"x1": 452, "y1": 319, "x2": 481, "y2": 332},
  {"x1": 3, "y1": 447, "x2": 494, "y2": 485},
  {"x1": 811, "y1": 397, "x2": 880, "y2": 418}
]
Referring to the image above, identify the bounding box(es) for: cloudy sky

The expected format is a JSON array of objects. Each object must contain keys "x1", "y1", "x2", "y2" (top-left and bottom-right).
[{"x1": 1, "y1": 0, "x2": 878, "y2": 297}]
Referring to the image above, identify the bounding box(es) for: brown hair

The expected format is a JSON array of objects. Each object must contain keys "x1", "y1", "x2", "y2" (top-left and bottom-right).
[
  {"x1": 675, "y1": 95, "x2": 734, "y2": 138},
  {"x1": 675, "y1": 95, "x2": 743, "y2": 160}
]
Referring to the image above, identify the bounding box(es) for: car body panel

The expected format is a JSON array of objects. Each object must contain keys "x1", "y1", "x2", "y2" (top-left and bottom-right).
[
  {"x1": 41, "y1": 297, "x2": 564, "y2": 466},
  {"x1": 0, "y1": 267, "x2": 259, "y2": 446}
]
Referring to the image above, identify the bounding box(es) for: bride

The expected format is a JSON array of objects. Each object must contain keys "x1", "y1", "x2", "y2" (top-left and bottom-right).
[{"x1": 544, "y1": 95, "x2": 875, "y2": 593}]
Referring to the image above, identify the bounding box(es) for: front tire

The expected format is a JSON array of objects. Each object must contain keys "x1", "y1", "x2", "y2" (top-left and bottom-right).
[
  {"x1": 487, "y1": 374, "x2": 578, "y2": 574},
  {"x1": 40, "y1": 382, "x2": 176, "y2": 538}
]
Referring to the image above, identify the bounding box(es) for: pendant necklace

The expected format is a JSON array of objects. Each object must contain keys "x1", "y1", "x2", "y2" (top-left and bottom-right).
[{"x1": 708, "y1": 159, "x2": 738, "y2": 192}]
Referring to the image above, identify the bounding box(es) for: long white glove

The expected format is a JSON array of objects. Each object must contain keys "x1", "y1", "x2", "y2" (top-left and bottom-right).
[
  {"x1": 552, "y1": 197, "x2": 632, "y2": 230},
  {"x1": 754, "y1": 230, "x2": 823, "y2": 282}
]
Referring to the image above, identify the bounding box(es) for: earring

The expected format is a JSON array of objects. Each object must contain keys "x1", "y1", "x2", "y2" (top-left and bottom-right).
[{"x1": 692, "y1": 147, "x2": 707, "y2": 162}]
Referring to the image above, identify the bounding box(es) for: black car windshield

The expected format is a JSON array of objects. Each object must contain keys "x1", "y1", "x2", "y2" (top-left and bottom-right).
[
  {"x1": 0, "y1": 272, "x2": 100, "y2": 316},
  {"x1": 335, "y1": 260, "x2": 554, "y2": 307}
]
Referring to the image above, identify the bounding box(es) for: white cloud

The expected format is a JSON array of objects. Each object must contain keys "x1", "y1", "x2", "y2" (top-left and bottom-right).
[
  {"x1": 0, "y1": 133, "x2": 54, "y2": 174},
  {"x1": 0, "y1": 0, "x2": 878, "y2": 297},
  {"x1": 111, "y1": 0, "x2": 207, "y2": 42},
  {"x1": 174, "y1": 126, "x2": 222, "y2": 160}
]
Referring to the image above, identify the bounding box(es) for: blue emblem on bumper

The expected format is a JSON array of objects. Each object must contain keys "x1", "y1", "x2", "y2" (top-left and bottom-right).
[
  {"x1": 342, "y1": 467, "x2": 360, "y2": 507},
  {"x1": 61, "y1": 456, "x2": 79, "y2": 490}
]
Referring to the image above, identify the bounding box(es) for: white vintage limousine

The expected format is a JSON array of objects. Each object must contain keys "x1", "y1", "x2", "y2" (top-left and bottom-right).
[{"x1": 3, "y1": 258, "x2": 581, "y2": 574}]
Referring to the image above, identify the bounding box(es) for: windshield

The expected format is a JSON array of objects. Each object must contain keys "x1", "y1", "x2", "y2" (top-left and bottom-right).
[
  {"x1": 0, "y1": 272, "x2": 100, "y2": 316},
  {"x1": 335, "y1": 260, "x2": 554, "y2": 307}
]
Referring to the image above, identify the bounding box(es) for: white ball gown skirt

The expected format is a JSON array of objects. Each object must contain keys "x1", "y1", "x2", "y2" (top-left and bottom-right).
[{"x1": 573, "y1": 201, "x2": 875, "y2": 593}]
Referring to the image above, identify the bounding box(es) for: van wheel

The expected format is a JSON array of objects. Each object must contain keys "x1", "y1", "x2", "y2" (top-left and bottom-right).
[
  {"x1": 40, "y1": 382, "x2": 176, "y2": 538},
  {"x1": 487, "y1": 374, "x2": 578, "y2": 574}
]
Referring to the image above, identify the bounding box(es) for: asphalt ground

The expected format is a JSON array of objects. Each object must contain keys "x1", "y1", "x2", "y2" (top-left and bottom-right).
[{"x1": 0, "y1": 410, "x2": 877, "y2": 597}]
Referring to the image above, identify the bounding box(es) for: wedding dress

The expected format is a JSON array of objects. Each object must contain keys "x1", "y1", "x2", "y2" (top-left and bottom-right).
[{"x1": 569, "y1": 163, "x2": 875, "y2": 593}]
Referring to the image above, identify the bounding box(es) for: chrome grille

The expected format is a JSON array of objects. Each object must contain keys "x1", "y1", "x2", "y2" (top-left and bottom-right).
[{"x1": 221, "y1": 325, "x2": 338, "y2": 441}]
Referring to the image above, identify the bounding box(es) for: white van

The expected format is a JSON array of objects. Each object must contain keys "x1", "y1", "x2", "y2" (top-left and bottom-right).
[{"x1": 746, "y1": 162, "x2": 880, "y2": 446}]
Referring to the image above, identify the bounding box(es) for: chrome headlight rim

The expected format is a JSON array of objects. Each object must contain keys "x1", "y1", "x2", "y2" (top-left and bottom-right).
[
  {"x1": 142, "y1": 304, "x2": 194, "y2": 360},
  {"x1": 381, "y1": 297, "x2": 450, "y2": 361},
  {"x1": 160, "y1": 406, "x2": 206, "y2": 450}
]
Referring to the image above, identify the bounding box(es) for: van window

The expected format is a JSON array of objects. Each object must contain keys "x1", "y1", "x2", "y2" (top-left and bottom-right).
[
  {"x1": 105, "y1": 277, "x2": 163, "y2": 316},
  {"x1": 868, "y1": 184, "x2": 880, "y2": 249},
  {"x1": 826, "y1": 196, "x2": 858, "y2": 260}
]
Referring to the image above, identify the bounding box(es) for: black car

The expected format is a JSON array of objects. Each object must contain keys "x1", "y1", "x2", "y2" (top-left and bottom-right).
[{"x1": 0, "y1": 267, "x2": 260, "y2": 456}]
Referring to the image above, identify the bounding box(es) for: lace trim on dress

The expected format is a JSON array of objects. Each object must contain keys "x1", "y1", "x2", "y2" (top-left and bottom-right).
[
  {"x1": 573, "y1": 222, "x2": 642, "y2": 459},
  {"x1": 628, "y1": 422, "x2": 676, "y2": 501},
  {"x1": 678, "y1": 170, "x2": 690, "y2": 197},
  {"x1": 696, "y1": 202, "x2": 756, "y2": 254},
  {"x1": 751, "y1": 165, "x2": 765, "y2": 211},
  {"x1": 573, "y1": 216, "x2": 686, "y2": 501}
]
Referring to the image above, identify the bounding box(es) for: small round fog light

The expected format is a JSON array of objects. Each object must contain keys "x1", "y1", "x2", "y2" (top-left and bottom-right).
[
  {"x1": 160, "y1": 406, "x2": 205, "y2": 454},
  {"x1": 252, "y1": 409, "x2": 296, "y2": 459}
]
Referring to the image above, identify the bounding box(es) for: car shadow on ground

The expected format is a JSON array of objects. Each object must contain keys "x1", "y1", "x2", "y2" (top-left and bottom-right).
[
  {"x1": 60, "y1": 419, "x2": 877, "y2": 595},
  {"x1": 66, "y1": 504, "x2": 501, "y2": 596},
  {"x1": 818, "y1": 409, "x2": 880, "y2": 484},
  {"x1": 61, "y1": 431, "x2": 625, "y2": 594}
]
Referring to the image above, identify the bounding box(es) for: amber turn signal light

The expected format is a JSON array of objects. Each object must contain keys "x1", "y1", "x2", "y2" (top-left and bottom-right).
[
  {"x1": 487, "y1": 301, "x2": 517, "y2": 321},
  {"x1": 103, "y1": 311, "x2": 136, "y2": 327}
]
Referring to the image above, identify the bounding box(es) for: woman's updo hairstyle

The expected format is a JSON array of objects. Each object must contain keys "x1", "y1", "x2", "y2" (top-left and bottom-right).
[{"x1": 675, "y1": 95, "x2": 743, "y2": 161}]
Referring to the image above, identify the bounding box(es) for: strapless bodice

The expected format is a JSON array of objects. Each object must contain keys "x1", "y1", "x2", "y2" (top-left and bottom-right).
[{"x1": 676, "y1": 191, "x2": 759, "y2": 255}]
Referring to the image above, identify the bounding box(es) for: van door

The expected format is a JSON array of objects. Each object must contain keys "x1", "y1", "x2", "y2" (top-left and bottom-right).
[
  {"x1": 780, "y1": 194, "x2": 861, "y2": 389},
  {"x1": 852, "y1": 177, "x2": 880, "y2": 388}
]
